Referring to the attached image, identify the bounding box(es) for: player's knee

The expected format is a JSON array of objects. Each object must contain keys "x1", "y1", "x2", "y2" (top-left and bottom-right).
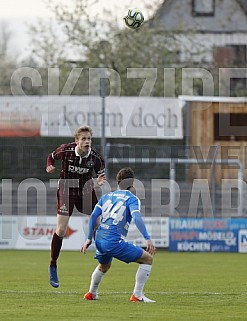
[
  {"x1": 146, "y1": 254, "x2": 153, "y2": 265},
  {"x1": 98, "y1": 263, "x2": 111, "y2": 273},
  {"x1": 137, "y1": 251, "x2": 153, "y2": 265},
  {"x1": 56, "y1": 226, "x2": 67, "y2": 237}
]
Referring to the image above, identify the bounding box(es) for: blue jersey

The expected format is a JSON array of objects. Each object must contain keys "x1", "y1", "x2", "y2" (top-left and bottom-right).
[{"x1": 87, "y1": 189, "x2": 150, "y2": 242}]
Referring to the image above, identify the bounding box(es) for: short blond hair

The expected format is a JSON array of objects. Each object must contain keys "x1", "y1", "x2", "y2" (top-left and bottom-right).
[{"x1": 74, "y1": 125, "x2": 93, "y2": 140}]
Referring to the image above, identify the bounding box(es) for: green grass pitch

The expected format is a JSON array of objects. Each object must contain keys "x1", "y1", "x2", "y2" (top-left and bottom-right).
[{"x1": 0, "y1": 250, "x2": 247, "y2": 321}]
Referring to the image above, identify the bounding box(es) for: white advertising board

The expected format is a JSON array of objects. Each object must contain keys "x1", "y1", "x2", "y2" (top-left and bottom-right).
[
  {"x1": 0, "y1": 96, "x2": 183, "y2": 139},
  {"x1": 127, "y1": 217, "x2": 169, "y2": 247},
  {"x1": 0, "y1": 216, "x2": 169, "y2": 250},
  {"x1": 0, "y1": 216, "x2": 89, "y2": 250}
]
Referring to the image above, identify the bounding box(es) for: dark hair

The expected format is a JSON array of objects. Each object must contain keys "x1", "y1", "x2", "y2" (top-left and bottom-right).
[{"x1": 116, "y1": 167, "x2": 134, "y2": 190}]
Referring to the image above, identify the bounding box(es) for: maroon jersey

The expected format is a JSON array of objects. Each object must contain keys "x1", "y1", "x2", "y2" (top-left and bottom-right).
[{"x1": 47, "y1": 143, "x2": 105, "y2": 196}]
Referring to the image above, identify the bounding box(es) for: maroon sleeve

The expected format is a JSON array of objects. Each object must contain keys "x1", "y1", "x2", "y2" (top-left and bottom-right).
[
  {"x1": 46, "y1": 144, "x2": 66, "y2": 167},
  {"x1": 46, "y1": 153, "x2": 55, "y2": 167},
  {"x1": 94, "y1": 152, "x2": 105, "y2": 176}
]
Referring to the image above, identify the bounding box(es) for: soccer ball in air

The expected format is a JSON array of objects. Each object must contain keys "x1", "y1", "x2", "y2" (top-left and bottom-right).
[{"x1": 123, "y1": 8, "x2": 144, "y2": 29}]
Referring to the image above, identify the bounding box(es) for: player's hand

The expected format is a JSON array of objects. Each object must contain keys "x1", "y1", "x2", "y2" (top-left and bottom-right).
[
  {"x1": 146, "y1": 239, "x2": 156, "y2": 256},
  {"x1": 81, "y1": 239, "x2": 92, "y2": 254},
  {"x1": 97, "y1": 174, "x2": 106, "y2": 186},
  {"x1": 46, "y1": 165, "x2": 56, "y2": 173}
]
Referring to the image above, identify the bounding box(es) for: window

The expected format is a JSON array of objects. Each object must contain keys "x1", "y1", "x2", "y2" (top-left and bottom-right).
[
  {"x1": 230, "y1": 45, "x2": 247, "y2": 66},
  {"x1": 214, "y1": 113, "x2": 247, "y2": 141},
  {"x1": 192, "y1": 0, "x2": 215, "y2": 16},
  {"x1": 213, "y1": 47, "x2": 235, "y2": 66},
  {"x1": 214, "y1": 45, "x2": 247, "y2": 67},
  {"x1": 213, "y1": 45, "x2": 247, "y2": 95}
]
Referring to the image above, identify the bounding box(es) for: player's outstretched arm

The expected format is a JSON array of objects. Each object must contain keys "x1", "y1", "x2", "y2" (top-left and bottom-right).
[
  {"x1": 81, "y1": 204, "x2": 102, "y2": 254},
  {"x1": 133, "y1": 211, "x2": 156, "y2": 255}
]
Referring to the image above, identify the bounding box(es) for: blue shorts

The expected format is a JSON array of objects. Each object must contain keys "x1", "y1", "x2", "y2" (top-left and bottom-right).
[{"x1": 94, "y1": 239, "x2": 144, "y2": 265}]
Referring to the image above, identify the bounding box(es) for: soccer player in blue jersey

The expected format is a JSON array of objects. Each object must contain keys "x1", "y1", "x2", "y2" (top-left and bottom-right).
[{"x1": 81, "y1": 167, "x2": 156, "y2": 303}]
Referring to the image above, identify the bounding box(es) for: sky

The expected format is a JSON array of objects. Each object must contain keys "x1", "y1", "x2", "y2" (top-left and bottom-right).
[
  {"x1": 0, "y1": 0, "x2": 52, "y2": 59},
  {"x1": 0, "y1": 0, "x2": 51, "y2": 18},
  {"x1": 0, "y1": 0, "x2": 154, "y2": 60}
]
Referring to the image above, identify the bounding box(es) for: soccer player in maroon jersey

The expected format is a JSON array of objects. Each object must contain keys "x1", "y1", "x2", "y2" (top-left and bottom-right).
[{"x1": 46, "y1": 125, "x2": 106, "y2": 288}]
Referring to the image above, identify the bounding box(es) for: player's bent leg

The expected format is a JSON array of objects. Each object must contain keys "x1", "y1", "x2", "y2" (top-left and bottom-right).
[
  {"x1": 130, "y1": 251, "x2": 155, "y2": 303},
  {"x1": 56, "y1": 214, "x2": 70, "y2": 237},
  {"x1": 83, "y1": 262, "x2": 111, "y2": 300},
  {"x1": 49, "y1": 214, "x2": 70, "y2": 288}
]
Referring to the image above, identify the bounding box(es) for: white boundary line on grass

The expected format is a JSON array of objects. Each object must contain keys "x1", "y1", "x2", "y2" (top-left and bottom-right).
[{"x1": 1, "y1": 290, "x2": 247, "y2": 296}]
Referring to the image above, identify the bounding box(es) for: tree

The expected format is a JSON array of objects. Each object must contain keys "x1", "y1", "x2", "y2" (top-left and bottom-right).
[
  {"x1": 28, "y1": 18, "x2": 68, "y2": 67},
  {"x1": 27, "y1": 0, "x2": 211, "y2": 96},
  {"x1": 0, "y1": 21, "x2": 13, "y2": 58},
  {"x1": 25, "y1": 1, "x2": 176, "y2": 95},
  {"x1": 0, "y1": 21, "x2": 19, "y2": 95}
]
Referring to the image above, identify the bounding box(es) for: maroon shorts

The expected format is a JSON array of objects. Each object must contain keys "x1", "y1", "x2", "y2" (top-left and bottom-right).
[{"x1": 57, "y1": 188, "x2": 98, "y2": 216}]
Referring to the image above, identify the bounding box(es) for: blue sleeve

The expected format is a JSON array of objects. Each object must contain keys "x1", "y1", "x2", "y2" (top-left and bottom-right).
[
  {"x1": 132, "y1": 212, "x2": 150, "y2": 240},
  {"x1": 87, "y1": 204, "x2": 102, "y2": 240}
]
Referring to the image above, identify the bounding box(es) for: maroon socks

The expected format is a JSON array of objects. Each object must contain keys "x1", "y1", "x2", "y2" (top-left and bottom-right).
[{"x1": 50, "y1": 233, "x2": 63, "y2": 267}]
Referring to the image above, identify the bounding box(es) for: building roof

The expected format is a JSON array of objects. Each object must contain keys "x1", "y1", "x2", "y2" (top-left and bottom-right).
[
  {"x1": 154, "y1": 0, "x2": 247, "y2": 33},
  {"x1": 236, "y1": 0, "x2": 247, "y2": 14}
]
